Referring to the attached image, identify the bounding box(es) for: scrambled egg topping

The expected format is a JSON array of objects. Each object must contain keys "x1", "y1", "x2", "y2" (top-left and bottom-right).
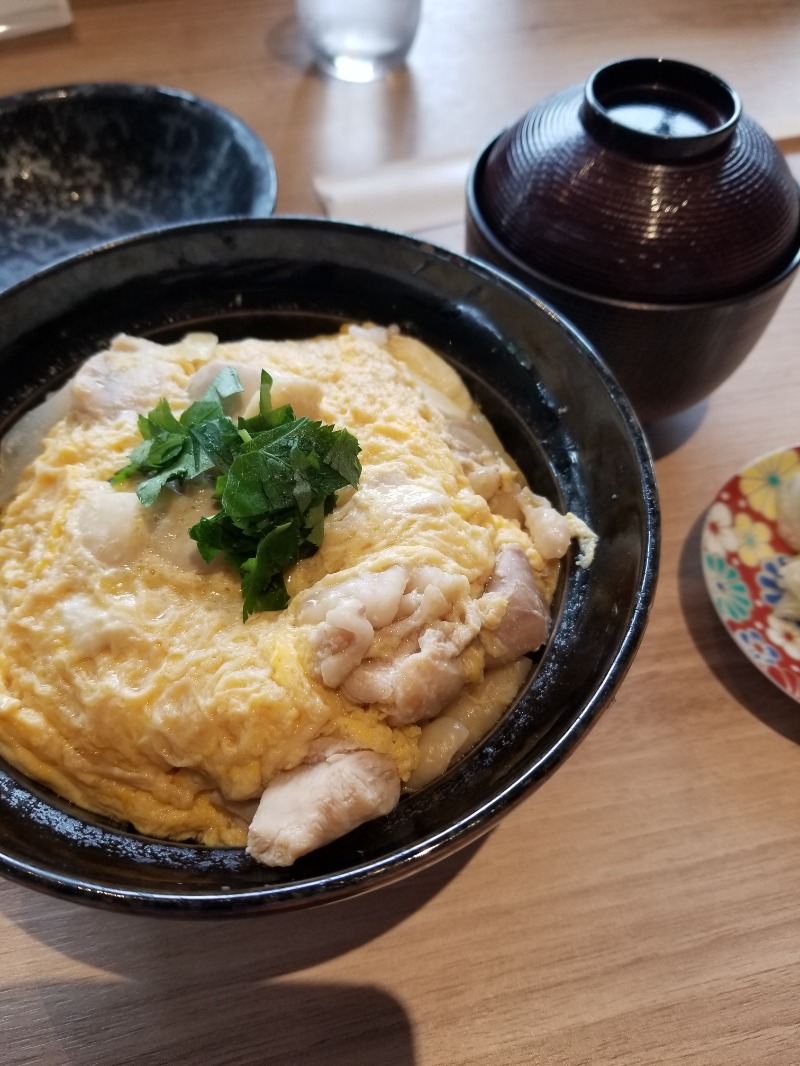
[{"x1": 0, "y1": 326, "x2": 586, "y2": 852}]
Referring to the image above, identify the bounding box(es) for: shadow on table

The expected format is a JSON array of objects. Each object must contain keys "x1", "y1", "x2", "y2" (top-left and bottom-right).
[
  {"x1": 644, "y1": 400, "x2": 708, "y2": 460},
  {"x1": 2, "y1": 976, "x2": 415, "y2": 1066},
  {"x1": 1, "y1": 838, "x2": 488, "y2": 1065},
  {"x1": 3, "y1": 835, "x2": 485, "y2": 976},
  {"x1": 678, "y1": 510, "x2": 800, "y2": 744}
]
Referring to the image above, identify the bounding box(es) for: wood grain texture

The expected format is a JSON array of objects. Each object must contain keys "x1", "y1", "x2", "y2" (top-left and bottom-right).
[{"x1": 2, "y1": 2, "x2": 800, "y2": 1063}]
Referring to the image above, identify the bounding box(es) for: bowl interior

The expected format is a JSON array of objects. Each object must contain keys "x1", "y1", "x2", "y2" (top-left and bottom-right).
[
  {"x1": 0, "y1": 219, "x2": 659, "y2": 914},
  {"x1": 0, "y1": 83, "x2": 278, "y2": 291}
]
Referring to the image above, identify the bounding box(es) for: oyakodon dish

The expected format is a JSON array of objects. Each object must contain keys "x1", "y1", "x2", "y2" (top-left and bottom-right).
[{"x1": 0, "y1": 325, "x2": 595, "y2": 867}]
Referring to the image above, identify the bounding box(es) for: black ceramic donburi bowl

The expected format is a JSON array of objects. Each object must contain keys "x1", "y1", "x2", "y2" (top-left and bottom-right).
[
  {"x1": 0, "y1": 218, "x2": 659, "y2": 916},
  {"x1": 467, "y1": 138, "x2": 800, "y2": 423},
  {"x1": 0, "y1": 83, "x2": 278, "y2": 291}
]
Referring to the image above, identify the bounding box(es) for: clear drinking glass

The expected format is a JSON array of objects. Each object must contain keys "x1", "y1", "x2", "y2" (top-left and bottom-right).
[{"x1": 297, "y1": 0, "x2": 421, "y2": 83}]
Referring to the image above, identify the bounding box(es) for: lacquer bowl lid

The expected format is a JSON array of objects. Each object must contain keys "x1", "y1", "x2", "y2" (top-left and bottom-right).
[{"x1": 477, "y1": 57, "x2": 799, "y2": 303}]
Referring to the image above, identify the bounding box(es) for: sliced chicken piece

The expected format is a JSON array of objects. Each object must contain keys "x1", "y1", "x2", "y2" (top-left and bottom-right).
[
  {"x1": 346, "y1": 600, "x2": 482, "y2": 725},
  {"x1": 405, "y1": 659, "x2": 532, "y2": 791},
  {"x1": 480, "y1": 544, "x2": 550, "y2": 665},
  {"x1": 301, "y1": 568, "x2": 411, "y2": 687},
  {"x1": 314, "y1": 597, "x2": 375, "y2": 688},
  {"x1": 347, "y1": 323, "x2": 392, "y2": 346},
  {"x1": 387, "y1": 630, "x2": 467, "y2": 725},
  {"x1": 307, "y1": 563, "x2": 482, "y2": 723},
  {"x1": 386, "y1": 332, "x2": 474, "y2": 415},
  {"x1": 2, "y1": 334, "x2": 216, "y2": 501},
  {"x1": 188, "y1": 360, "x2": 323, "y2": 419},
  {"x1": 518, "y1": 491, "x2": 572, "y2": 560},
  {"x1": 483, "y1": 485, "x2": 511, "y2": 514},
  {"x1": 341, "y1": 636, "x2": 462, "y2": 722},
  {"x1": 70, "y1": 336, "x2": 181, "y2": 419},
  {"x1": 69, "y1": 481, "x2": 147, "y2": 567},
  {"x1": 405, "y1": 715, "x2": 471, "y2": 791},
  {"x1": 246, "y1": 373, "x2": 322, "y2": 419},
  {"x1": 57, "y1": 591, "x2": 139, "y2": 658},
  {"x1": 297, "y1": 566, "x2": 408, "y2": 628},
  {"x1": 517, "y1": 487, "x2": 599, "y2": 568},
  {"x1": 341, "y1": 656, "x2": 401, "y2": 705},
  {"x1": 373, "y1": 583, "x2": 450, "y2": 645},
  {"x1": 367, "y1": 567, "x2": 469, "y2": 654},
  {"x1": 246, "y1": 744, "x2": 401, "y2": 867},
  {"x1": 446, "y1": 420, "x2": 506, "y2": 501},
  {"x1": 357, "y1": 463, "x2": 451, "y2": 517},
  {"x1": 316, "y1": 549, "x2": 547, "y2": 722},
  {"x1": 405, "y1": 565, "x2": 470, "y2": 602},
  {"x1": 565, "y1": 511, "x2": 598, "y2": 569},
  {"x1": 187, "y1": 359, "x2": 261, "y2": 411}
]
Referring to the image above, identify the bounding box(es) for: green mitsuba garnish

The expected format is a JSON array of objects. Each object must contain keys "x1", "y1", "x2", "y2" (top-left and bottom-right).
[{"x1": 112, "y1": 369, "x2": 361, "y2": 620}]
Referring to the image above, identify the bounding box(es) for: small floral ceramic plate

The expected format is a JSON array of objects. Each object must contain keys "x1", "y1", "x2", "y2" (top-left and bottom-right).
[{"x1": 702, "y1": 444, "x2": 800, "y2": 701}]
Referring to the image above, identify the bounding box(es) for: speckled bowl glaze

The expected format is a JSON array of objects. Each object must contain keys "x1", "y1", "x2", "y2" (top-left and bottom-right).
[
  {"x1": 0, "y1": 218, "x2": 659, "y2": 916},
  {"x1": 0, "y1": 83, "x2": 278, "y2": 290},
  {"x1": 466, "y1": 57, "x2": 800, "y2": 422}
]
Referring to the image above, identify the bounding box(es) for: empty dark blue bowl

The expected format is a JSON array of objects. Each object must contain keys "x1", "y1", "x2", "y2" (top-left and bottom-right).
[{"x1": 0, "y1": 82, "x2": 277, "y2": 290}]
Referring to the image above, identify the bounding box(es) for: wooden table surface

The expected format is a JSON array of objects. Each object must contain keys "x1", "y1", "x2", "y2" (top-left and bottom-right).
[{"x1": 3, "y1": 2, "x2": 800, "y2": 1064}]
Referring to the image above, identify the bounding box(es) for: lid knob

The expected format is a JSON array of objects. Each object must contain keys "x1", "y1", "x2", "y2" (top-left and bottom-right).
[{"x1": 579, "y1": 57, "x2": 741, "y2": 162}]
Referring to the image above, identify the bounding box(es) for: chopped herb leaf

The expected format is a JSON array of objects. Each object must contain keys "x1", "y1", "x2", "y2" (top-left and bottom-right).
[{"x1": 112, "y1": 369, "x2": 361, "y2": 619}]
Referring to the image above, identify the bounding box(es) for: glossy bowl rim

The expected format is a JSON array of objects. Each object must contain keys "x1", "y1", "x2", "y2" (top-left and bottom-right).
[
  {"x1": 0, "y1": 217, "x2": 660, "y2": 915},
  {"x1": 467, "y1": 135, "x2": 800, "y2": 312},
  {"x1": 582, "y1": 56, "x2": 743, "y2": 161},
  {"x1": 0, "y1": 80, "x2": 279, "y2": 218}
]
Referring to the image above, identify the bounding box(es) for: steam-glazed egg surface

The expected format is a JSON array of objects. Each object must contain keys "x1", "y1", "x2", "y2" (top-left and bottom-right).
[{"x1": 0, "y1": 326, "x2": 595, "y2": 866}]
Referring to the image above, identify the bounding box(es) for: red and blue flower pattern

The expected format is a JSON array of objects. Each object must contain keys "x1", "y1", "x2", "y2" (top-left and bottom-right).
[{"x1": 702, "y1": 444, "x2": 800, "y2": 702}]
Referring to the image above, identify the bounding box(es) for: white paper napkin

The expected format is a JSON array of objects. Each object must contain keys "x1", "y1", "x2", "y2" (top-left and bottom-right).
[
  {"x1": 0, "y1": 0, "x2": 72, "y2": 40},
  {"x1": 313, "y1": 154, "x2": 472, "y2": 237},
  {"x1": 313, "y1": 127, "x2": 800, "y2": 238}
]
